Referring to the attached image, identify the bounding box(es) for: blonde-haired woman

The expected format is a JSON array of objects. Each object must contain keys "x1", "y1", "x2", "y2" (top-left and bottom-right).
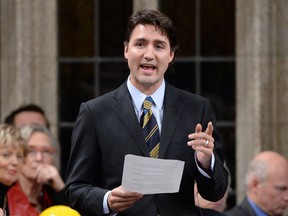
[{"x1": 0, "y1": 124, "x2": 26, "y2": 215}]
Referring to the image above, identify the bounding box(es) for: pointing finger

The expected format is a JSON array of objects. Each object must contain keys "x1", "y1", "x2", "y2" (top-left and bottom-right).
[
  {"x1": 205, "y1": 122, "x2": 213, "y2": 136},
  {"x1": 195, "y1": 124, "x2": 202, "y2": 133}
]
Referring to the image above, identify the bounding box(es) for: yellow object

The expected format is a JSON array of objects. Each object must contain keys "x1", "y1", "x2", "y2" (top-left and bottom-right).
[{"x1": 40, "y1": 205, "x2": 80, "y2": 216}]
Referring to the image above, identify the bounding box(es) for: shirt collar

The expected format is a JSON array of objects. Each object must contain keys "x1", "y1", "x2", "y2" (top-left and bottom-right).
[
  {"x1": 247, "y1": 196, "x2": 269, "y2": 216},
  {"x1": 127, "y1": 76, "x2": 165, "y2": 112}
]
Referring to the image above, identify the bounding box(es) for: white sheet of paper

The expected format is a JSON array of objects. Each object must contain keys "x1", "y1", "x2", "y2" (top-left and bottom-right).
[{"x1": 121, "y1": 154, "x2": 185, "y2": 194}]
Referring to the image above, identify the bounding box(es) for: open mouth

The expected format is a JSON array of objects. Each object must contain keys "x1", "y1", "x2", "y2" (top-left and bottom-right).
[{"x1": 141, "y1": 63, "x2": 156, "y2": 71}]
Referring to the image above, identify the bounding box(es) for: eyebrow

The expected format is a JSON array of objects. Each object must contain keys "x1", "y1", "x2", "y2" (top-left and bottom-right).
[
  {"x1": 134, "y1": 38, "x2": 168, "y2": 45},
  {"x1": 28, "y1": 145, "x2": 53, "y2": 149}
]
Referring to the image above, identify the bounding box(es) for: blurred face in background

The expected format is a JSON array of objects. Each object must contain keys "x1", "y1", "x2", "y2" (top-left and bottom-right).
[
  {"x1": 21, "y1": 132, "x2": 55, "y2": 180},
  {"x1": 254, "y1": 169, "x2": 288, "y2": 215},
  {"x1": 247, "y1": 152, "x2": 288, "y2": 216},
  {"x1": 14, "y1": 111, "x2": 48, "y2": 129},
  {"x1": 0, "y1": 146, "x2": 24, "y2": 186}
]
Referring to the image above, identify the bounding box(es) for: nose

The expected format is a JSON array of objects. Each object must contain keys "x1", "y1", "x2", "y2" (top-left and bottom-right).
[
  {"x1": 34, "y1": 151, "x2": 44, "y2": 161},
  {"x1": 144, "y1": 45, "x2": 154, "y2": 60},
  {"x1": 10, "y1": 154, "x2": 21, "y2": 165},
  {"x1": 284, "y1": 192, "x2": 288, "y2": 203},
  {"x1": 284, "y1": 190, "x2": 288, "y2": 202},
  {"x1": 10, "y1": 155, "x2": 18, "y2": 165}
]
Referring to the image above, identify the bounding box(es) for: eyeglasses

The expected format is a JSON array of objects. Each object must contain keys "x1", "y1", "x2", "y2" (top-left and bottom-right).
[{"x1": 27, "y1": 147, "x2": 55, "y2": 159}]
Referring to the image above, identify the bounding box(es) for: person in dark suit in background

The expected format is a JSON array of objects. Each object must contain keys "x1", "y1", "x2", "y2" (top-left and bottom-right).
[
  {"x1": 64, "y1": 8, "x2": 228, "y2": 216},
  {"x1": 225, "y1": 151, "x2": 288, "y2": 216}
]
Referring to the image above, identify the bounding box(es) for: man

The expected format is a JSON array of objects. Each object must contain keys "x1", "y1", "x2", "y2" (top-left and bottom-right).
[
  {"x1": 4, "y1": 103, "x2": 50, "y2": 129},
  {"x1": 64, "y1": 9, "x2": 228, "y2": 216},
  {"x1": 225, "y1": 151, "x2": 288, "y2": 216}
]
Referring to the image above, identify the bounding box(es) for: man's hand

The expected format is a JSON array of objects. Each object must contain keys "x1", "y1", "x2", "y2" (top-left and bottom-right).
[
  {"x1": 187, "y1": 122, "x2": 214, "y2": 169},
  {"x1": 108, "y1": 186, "x2": 143, "y2": 213}
]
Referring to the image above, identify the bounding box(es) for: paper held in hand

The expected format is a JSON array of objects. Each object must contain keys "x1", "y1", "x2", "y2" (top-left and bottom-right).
[{"x1": 121, "y1": 154, "x2": 185, "y2": 194}]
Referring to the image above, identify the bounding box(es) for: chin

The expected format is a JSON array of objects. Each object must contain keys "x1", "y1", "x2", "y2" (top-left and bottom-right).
[
  {"x1": 140, "y1": 76, "x2": 159, "y2": 85},
  {"x1": 2, "y1": 179, "x2": 14, "y2": 186}
]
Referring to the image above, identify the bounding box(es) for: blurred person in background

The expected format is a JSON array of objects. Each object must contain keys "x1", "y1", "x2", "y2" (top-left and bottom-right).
[
  {"x1": 4, "y1": 103, "x2": 50, "y2": 129},
  {"x1": 225, "y1": 151, "x2": 288, "y2": 216},
  {"x1": 194, "y1": 181, "x2": 229, "y2": 214},
  {"x1": 7, "y1": 123, "x2": 64, "y2": 216},
  {"x1": 194, "y1": 164, "x2": 231, "y2": 213},
  {"x1": 0, "y1": 124, "x2": 26, "y2": 215}
]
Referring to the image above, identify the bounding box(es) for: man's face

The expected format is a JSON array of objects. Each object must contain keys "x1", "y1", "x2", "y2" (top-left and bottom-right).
[
  {"x1": 21, "y1": 132, "x2": 55, "y2": 180},
  {"x1": 14, "y1": 111, "x2": 47, "y2": 128},
  {"x1": 124, "y1": 24, "x2": 174, "y2": 94},
  {"x1": 14, "y1": 111, "x2": 48, "y2": 129},
  {"x1": 256, "y1": 172, "x2": 288, "y2": 215}
]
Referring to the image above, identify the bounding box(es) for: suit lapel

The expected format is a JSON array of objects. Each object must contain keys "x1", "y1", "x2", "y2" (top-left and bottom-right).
[
  {"x1": 159, "y1": 84, "x2": 184, "y2": 158},
  {"x1": 110, "y1": 82, "x2": 185, "y2": 158},
  {"x1": 111, "y1": 83, "x2": 150, "y2": 157}
]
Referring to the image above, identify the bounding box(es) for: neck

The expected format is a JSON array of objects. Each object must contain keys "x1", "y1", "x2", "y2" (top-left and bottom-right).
[
  {"x1": 19, "y1": 174, "x2": 42, "y2": 205},
  {"x1": 129, "y1": 76, "x2": 163, "y2": 95}
]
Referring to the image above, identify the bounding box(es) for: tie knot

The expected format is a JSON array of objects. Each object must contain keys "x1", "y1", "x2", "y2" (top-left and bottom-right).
[{"x1": 143, "y1": 96, "x2": 153, "y2": 110}]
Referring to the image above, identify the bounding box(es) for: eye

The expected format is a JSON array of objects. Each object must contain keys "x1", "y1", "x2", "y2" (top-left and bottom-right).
[
  {"x1": 275, "y1": 185, "x2": 288, "y2": 192},
  {"x1": 0, "y1": 152, "x2": 12, "y2": 159},
  {"x1": 135, "y1": 42, "x2": 144, "y2": 48},
  {"x1": 17, "y1": 154, "x2": 24, "y2": 160},
  {"x1": 28, "y1": 149, "x2": 37, "y2": 155},
  {"x1": 42, "y1": 150, "x2": 53, "y2": 157},
  {"x1": 156, "y1": 44, "x2": 165, "y2": 50}
]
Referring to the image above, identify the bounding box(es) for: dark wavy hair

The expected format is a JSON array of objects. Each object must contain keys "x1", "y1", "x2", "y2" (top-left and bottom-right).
[{"x1": 124, "y1": 9, "x2": 179, "y2": 53}]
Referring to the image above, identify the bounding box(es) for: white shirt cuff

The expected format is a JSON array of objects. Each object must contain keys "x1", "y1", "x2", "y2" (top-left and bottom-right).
[{"x1": 195, "y1": 152, "x2": 215, "y2": 178}]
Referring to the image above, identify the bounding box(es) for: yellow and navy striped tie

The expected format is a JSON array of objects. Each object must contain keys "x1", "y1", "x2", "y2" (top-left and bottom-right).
[{"x1": 140, "y1": 96, "x2": 160, "y2": 158}]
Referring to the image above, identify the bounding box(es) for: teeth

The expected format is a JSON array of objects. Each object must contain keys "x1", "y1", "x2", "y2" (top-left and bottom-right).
[
  {"x1": 141, "y1": 64, "x2": 155, "y2": 69},
  {"x1": 141, "y1": 64, "x2": 155, "y2": 67}
]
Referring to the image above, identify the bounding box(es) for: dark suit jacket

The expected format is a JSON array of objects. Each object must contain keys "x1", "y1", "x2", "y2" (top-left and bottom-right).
[
  {"x1": 198, "y1": 208, "x2": 228, "y2": 216},
  {"x1": 64, "y1": 81, "x2": 228, "y2": 216},
  {"x1": 225, "y1": 197, "x2": 257, "y2": 216}
]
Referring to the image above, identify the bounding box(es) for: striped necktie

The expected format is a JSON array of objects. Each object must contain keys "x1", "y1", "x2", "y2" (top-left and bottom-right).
[{"x1": 140, "y1": 96, "x2": 160, "y2": 158}]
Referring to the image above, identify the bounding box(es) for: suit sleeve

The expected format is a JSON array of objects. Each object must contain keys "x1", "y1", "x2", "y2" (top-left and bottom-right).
[
  {"x1": 195, "y1": 98, "x2": 229, "y2": 202},
  {"x1": 64, "y1": 103, "x2": 107, "y2": 216}
]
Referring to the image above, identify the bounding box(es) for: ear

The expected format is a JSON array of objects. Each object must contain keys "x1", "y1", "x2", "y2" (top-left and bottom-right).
[
  {"x1": 124, "y1": 42, "x2": 128, "y2": 60},
  {"x1": 169, "y1": 51, "x2": 175, "y2": 63},
  {"x1": 250, "y1": 178, "x2": 260, "y2": 194}
]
